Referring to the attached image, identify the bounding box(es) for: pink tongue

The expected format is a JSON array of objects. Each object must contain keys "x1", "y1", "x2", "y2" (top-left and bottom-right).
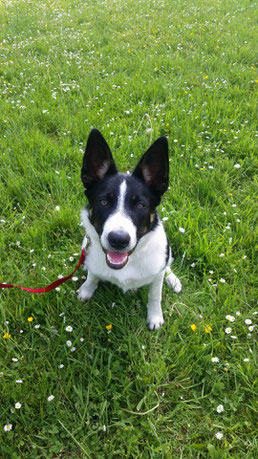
[{"x1": 107, "y1": 251, "x2": 128, "y2": 264}]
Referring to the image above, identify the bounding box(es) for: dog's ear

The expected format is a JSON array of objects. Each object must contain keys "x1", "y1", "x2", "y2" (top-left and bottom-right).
[
  {"x1": 132, "y1": 136, "x2": 169, "y2": 195},
  {"x1": 81, "y1": 129, "x2": 117, "y2": 189}
]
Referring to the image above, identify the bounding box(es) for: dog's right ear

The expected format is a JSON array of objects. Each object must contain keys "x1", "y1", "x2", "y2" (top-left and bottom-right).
[{"x1": 81, "y1": 129, "x2": 117, "y2": 189}]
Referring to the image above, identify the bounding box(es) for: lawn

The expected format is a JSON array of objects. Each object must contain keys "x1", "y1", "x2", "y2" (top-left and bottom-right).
[{"x1": 0, "y1": 0, "x2": 257, "y2": 457}]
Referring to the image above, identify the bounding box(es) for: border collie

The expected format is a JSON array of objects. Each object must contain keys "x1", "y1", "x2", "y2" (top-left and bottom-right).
[{"x1": 78, "y1": 129, "x2": 182, "y2": 330}]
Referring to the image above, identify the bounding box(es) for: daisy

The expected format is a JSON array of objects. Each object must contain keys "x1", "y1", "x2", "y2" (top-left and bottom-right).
[
  {"x1": 66, "y1": 340, "x2": 72, "y2": 347},
  {"x1": 225, "y1": 327, "x2": 232, "y2": 334},
  {"x1": 215, "y1": 432, "x2": 223, "y2": 440},
  {"x1": 216, "y1": 404, "x2": 224, "y2": 413},
  {"x1": 249, "y1": 326, "x2": 254, "y2": 332},
  {"x1": 179, "y1": 227, "x2": 185, "y2": 233},
  {"x1": 4, "y1": 424, "x2": 12, "y2": 432},
  {"x1": 211, "y1": 357, "x2": 219, "y2": 363},
  {"x1": 47, "y1": 395, "x2": 54, "y2": 402},
  {"x1": 226, "y1": 315, "x2": 235, "y2": 322},
  {"x1": 59, "y1": 364, "x2": 64, "y2": 369},
  {"x1": 15, "y1": 402, "x2": 21, "y2": 409},
  {"x1": 65, "y1": 326, "x2": 73, "y2": 332},
  {"x1": 245, "y1": 319, "x2": 252, "y2": 325},
  {"x1": 243, "y1": 358, "x2": 249, "y2": 362}
]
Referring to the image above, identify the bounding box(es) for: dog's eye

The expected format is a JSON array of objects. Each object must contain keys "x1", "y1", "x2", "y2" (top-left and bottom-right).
[
  {"x1": 100, "y1": 199, "x2": 108, "y2": 206},
  {"x1": 136, "y1": 202, "x2": 145, "y2": 209}
]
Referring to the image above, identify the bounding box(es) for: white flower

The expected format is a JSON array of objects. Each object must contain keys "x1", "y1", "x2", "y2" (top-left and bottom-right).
[
  {"x1": 59, "y1": 364, "x2": 64, "y2": 369},
  {"x1": 4, "y1": 424, "x2": 12, "y2": 432},
  {"x1": 66, "y1": 340, "x2": 72, "y2": 347},
  {"x1": 72, "y1": 277, "x2": 78, "y2": 281},
  {"x1": 71, "y1": 346, "x2": 76, "y2": 352},
  {"x1": 243, "y1": 358, "x2": 249, "y2": 362},
  {"x1": 216, "y1": 404, "x2": 224, "y2": 413},
  {"x1": 69, "y1": 257, "x2": 74, "y2": 262},
  {"x1": 179, "y1": 227, "x2": 185, "y2": 233},
  {"x1": 219, "y1": 253, "x2": 225, "y2": 257},
  {"x1": 230, "y1": 335, "x2": 237, "y2": 339},
  {"x1": 55, "y1": 206, "x2": 60, "y2": 211},
  {"x1": 16, "y1": 379, "x2": 23, "y2": 384},
  {"x1": 211, "y1": 357, "x2": 219, "y2": 363},
  {"x1": 245, "y1": 319, "x2": 252, "y2": 325},
  {"x1": 103, "y1": 425, "x2": 107, "y2": 432},
  {"x1": 226, "y1": 315, "x2": 235, "y2": 322},
  {"x1": 65, "y1": 326, "x2": 73, "y2": 332},
  {"x1": 80, "y1": 337, "x2": 84, "y2": 342},
  {"x1": 12, "y1": 358, "x2": 18, "y2": 362},
  {"x1": 236, "y1": 311, "x2": 241, "y2": 316},
  {"x1": 47, "y1": 395, "x2": 54, "y2": 402},
  {"x1": 225, "y1": 327, "x2": 232, "y2": 334},
  {"x1": 220, "y1": 278, "x2": 226, "y2": 283},
  {"x1": 15, "y1": 402, "x2": 21, "y2": 409},
  {"x1": 234, "y1": 163, "x2": 241, "y2": 169},
  {"x1": 162, "y1": 217, "x2": 169, "y2": 222},
  {"x1": 215, "y1": 432, "x2": 223, "y2": 440},
  {"x1": 34, "y1": 324, "x2": 40, "y2": 329}
]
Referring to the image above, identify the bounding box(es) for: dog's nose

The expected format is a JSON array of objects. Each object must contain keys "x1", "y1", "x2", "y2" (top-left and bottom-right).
[{"x1": 108, "y1": 231, "x2": 130, "y2": 250}]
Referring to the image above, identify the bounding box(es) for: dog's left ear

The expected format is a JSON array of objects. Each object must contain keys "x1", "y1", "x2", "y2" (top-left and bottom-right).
[{"x1": 132, "y1": 136, "x2": 169, "y2": 195}]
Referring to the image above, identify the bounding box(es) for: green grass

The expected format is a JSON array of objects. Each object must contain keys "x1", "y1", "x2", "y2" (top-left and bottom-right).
[{"x1": 0, "y1": 0, "x2": 257, "y2": 456}]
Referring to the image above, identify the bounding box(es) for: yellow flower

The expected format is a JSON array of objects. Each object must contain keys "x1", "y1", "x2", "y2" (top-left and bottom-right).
[
  {"x1": 27, "y1": 316, "x2": 33, "y2": 322},
  {"x1": 3, "y1": 332, "x2": 11, "y2": 339},
  {"x1": 205, "y1": 325, "x2": 212, "y2": 333},
  {"x1": 106, "y1": 324, "x2": 112, "y2": 330},
  {"x1": 191, "y1": 324, "x2": 197, "y2": 332}
]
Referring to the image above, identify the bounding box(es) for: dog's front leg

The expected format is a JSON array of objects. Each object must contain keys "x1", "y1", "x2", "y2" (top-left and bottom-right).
[
  {"x1": 78, "y1": 271, "x2": 99, "y2": 301},
  {"x1": 147, "y1": 271, "x2": 165, "y2": 330}
]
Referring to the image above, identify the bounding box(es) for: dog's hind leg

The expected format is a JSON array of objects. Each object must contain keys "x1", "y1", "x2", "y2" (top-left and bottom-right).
[
  {"x1": 165, "y1": 267, "x2": 182, "y2": 294},
  {"x1": 78, "y1": 271, "x2": 99, "y2": 301}
]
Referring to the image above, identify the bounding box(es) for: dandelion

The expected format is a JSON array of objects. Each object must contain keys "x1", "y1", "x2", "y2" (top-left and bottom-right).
[
  {"x1": 205, "y1": 325, "x2": 212, "y2": 333},
  {"x1": 66, "y1": 340, "x2": 72, "y2": 347},
  {"x1": 3, "y1": 332, "x2": 11, "y2": 339},
  {"x1": 15, "y1": 402, "x2": 21, "y2": 409},
  {"x1": 47, "y1": 395, "x2": 54, "y2": 402},
  {"x1": 106, "y1": 324, "x2": 112, "y2": 330},
  {"x1": 65, "y1": 326, "x2": 73, "y2": 332},
  {"x1": 191, "y1": 324, "x2": 197, "y2": 332},
  {"x1": 27, "y1": 317, "x2": 33, "y2": 322},
  {"x1": 215, "y1": 432, "x2": 223, "y2": 440},
  {"x1": 225, "y1": 327, "x2": 232, "y2": 334},
  {"x1": 4, "y1": 424, "x2": 12, "y2": 432},
  {"x1": 216, "y1": 404, "x2": 224, "y2": 413},
  {"x1": 245, "y1": 319, "x2": 252, "y2": 325},
  {"x1": 211, "y1": 357, "x2": 219, "y2": 363}
]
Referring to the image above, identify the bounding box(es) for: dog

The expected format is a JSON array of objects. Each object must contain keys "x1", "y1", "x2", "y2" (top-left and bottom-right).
[{"x1": 78, "y1": 129, "x2": 182, "y2": 330}]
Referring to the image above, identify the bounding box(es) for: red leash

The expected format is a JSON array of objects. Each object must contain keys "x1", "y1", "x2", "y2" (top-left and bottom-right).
[{"x1": 0, "y1": 249, "x2": 86, "y2": 293}]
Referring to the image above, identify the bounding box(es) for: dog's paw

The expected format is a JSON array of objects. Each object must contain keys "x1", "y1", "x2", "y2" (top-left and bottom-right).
[
  {"x1": 77, "y1": 284, "x2": 95, "y2": 301},
  {"x1": 147, "y1": 314, "x2": 164, "y2": 331},
  {"x1": 165, "y1": 273, "x2": 182, "y2": 294}
]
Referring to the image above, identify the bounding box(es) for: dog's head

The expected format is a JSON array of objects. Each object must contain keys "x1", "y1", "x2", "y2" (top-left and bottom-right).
[{"x1": 81, "y1": 129, "x2": 169, "y2": 269}]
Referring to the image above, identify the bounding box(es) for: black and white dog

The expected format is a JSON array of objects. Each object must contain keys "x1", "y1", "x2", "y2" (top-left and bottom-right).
[{"x1": 78, "y1": 129, "x2": 182, "y2": 330}]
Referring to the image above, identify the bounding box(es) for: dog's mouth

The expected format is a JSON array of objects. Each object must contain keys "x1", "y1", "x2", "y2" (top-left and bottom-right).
[{"x1": 105, "y1": 250, "x2": 129, "y2": 270}]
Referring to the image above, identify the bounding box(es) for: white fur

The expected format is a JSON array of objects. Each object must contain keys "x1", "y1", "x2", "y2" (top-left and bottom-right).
[
  {"x1": 100, "y1": 181, "x2": 137, "y2": 252},
  {"x1": 78, "y1": 206, "x2": 182, "y2": 330}
]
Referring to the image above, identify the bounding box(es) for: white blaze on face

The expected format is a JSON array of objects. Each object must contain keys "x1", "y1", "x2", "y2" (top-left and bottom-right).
[{"x1": 100, "y1": 180, "x2": 137, "y2": 253}]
